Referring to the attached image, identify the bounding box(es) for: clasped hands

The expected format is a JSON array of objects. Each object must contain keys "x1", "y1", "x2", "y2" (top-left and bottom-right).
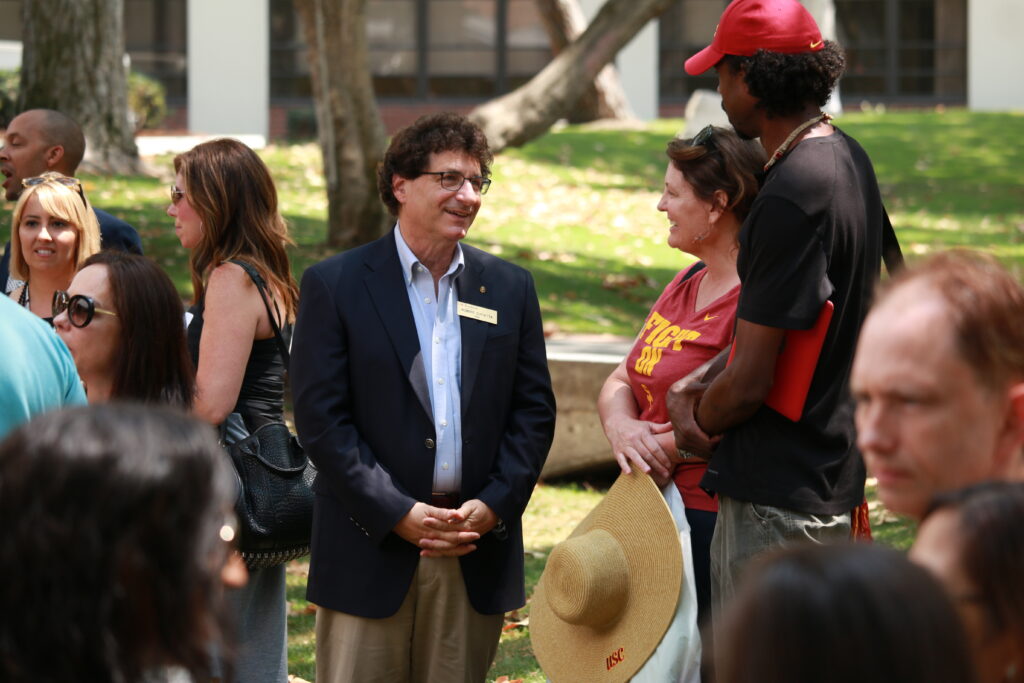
[
  {"x1": 610, "y1": 377, "x2": 719, "y2": 488},
  {"x1": 394, "y1": 498, "x2": 497, "y2": 557}
]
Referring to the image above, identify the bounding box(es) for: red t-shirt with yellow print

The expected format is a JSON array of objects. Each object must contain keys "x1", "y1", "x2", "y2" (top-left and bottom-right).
[{"x1": 625, "y1": 263, "x2": 738, "y2": 512}]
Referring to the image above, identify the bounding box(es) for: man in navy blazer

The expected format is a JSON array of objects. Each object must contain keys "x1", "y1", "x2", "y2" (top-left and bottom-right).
[{"x1": 291, "y1": 113, "x2": 556, "y2": 682}]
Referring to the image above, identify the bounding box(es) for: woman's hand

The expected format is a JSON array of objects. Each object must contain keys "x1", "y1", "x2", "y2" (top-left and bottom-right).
[{"x1": 605, "y1": 414, "x2": 677, "y2": 483}]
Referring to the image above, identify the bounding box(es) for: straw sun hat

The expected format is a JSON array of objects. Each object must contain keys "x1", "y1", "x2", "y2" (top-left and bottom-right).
[{"x1": 530, "y1": 470, "x2": 683, "y2": 683}]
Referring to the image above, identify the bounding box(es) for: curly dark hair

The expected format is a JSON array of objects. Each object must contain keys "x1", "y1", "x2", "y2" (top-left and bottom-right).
[
  {"x1": 722, "y1": 41, "x2": 846, "y2": 119},
  {"x1": 0, "y1": 405, "x2": 237, "y2": 683},
  {"x1": 377, "y1": 112, "x2": 493, "y2": 216}
]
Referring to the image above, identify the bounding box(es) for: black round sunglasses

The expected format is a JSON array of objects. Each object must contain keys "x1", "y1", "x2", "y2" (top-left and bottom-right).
[{"x1": 52, "y1": 290, "x2": 118, "y2": 328}]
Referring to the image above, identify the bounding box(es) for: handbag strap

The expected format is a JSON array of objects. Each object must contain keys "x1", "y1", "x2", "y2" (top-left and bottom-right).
[
  {"x1": 227, "y1": 259, "x2": 290, "y2": 365},
  {"x1": 882, "y1": 206, "x2": 904, "y2": 275}
]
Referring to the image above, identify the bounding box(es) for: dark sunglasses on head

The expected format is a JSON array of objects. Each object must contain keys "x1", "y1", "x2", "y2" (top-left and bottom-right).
[
  {"x1": 52, "y1": 290, "x2": 118, "y2": 328},
  {"x1": 691, "y1": 124, "x2": 719, "y2": 153}
]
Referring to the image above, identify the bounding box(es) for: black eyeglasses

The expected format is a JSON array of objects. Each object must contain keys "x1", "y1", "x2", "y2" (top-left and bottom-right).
[
  {"x1": 52, "y1": 290, "x2": 118, "y2": 328},
  {"x1": 170, "y1": 185, "x2": 185, "y2": 205},
  {"x1": 691, "y1": 125, "x2": 719, "y2": 153},
  {"x1": 421, "y1": 171, "x2": 491, "y2": 195},
  {"x1": 23, "y1": 173, "x2": 88, "y2": 207}
]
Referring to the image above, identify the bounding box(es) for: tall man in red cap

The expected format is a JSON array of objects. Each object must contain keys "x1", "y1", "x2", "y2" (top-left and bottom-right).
[{"x1": 666, "y1": 0, "x2": 888, "y2": 610}]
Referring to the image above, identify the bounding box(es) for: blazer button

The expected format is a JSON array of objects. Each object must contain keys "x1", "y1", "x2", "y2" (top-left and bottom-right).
[{"x1": 425, "y1": 438, "x2": 435, "y2": 449}]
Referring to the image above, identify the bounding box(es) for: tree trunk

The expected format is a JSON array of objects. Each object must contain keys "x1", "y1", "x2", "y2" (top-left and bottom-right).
[
  {"x1": 294, "y1": 0, "x2": 389, "y2": 250},
  {"x1": 534, "y1": 0, "x2": 634, "y2": 123},
  {"x1": 471, "y1": 0, "x2": 673, "y2": 152},
  {"x1": 18, "y1": 0, "x2": 142, "y2": 175}
]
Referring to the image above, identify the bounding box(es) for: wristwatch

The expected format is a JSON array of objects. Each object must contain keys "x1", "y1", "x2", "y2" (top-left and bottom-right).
[{"x1": 677, "y1": 448, "x2": 705, "y2": 461}]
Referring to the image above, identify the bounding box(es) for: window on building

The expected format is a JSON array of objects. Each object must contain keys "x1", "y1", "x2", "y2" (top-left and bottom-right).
[
  {"x1": 837, "y1": 0, "x2": 966, "y2": 101},
  {"x1": 658, "y1": 0, "x2": 726, "y2": 103},
  {"x1": 269, "y1": 0, "x2": 552, "y2": 103},
  {"x1": 125, "y1": 0, "x2": 188, "y2": 102}
]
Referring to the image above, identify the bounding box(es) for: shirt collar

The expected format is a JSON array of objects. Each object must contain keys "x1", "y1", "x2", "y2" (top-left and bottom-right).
[{"x1": 394, "y1": 222, "x2": 465, "y2": 286}]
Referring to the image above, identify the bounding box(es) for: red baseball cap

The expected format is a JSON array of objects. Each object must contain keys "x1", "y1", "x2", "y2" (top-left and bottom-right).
[{"x1": 684, "y1": 0, "x2": 824, "y2": 75}]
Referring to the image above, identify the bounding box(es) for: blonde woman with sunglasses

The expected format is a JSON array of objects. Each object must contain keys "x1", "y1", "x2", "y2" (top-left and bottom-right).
[{"x1": 8, "y1": 172, "x2": 100, "y2": 324}]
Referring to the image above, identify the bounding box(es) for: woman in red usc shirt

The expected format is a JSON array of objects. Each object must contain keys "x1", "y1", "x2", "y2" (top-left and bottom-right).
[{"x1": 599, "y1": 126, "x2": 764, "y2": 625}]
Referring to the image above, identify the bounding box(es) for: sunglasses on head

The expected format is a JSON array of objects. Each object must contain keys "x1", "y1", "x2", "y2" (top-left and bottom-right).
[
  {"x1": 23, "y1": 173, "x2": 88, "y2": 207},
  {"x1": 691, "y1": 125, "x2": 719, "y2": 153},
  {"x1": 52, "y1": 290, "x2": 118, "y2": 328}
]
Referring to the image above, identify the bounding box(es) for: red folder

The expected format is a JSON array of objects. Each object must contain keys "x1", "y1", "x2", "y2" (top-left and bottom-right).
[{"x1": 728, "y1": 300, "x2": 834, "y2": 422}]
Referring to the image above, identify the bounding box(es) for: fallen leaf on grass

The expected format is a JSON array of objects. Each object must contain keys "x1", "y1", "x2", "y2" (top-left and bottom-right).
[
  {"x1": 502, "y1": 617, "x2": 529, "y2": 632},
  {"x1": 287, "y1": 602, "x2": 317, "y2": 616}
]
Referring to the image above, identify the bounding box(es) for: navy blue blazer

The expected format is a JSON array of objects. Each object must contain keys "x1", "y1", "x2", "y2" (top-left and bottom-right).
[{"x1": 291, "y1": 230, "x2": 556, "y2": 617}]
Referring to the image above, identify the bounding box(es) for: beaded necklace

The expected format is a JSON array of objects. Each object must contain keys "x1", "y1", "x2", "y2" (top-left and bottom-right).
[{"x1": 763, "y1": 112, "x2": 833, "y2": 172}]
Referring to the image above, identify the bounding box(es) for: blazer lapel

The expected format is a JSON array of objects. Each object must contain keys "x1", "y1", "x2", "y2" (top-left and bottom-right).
[
  {"x1": 457, "y1": 253, "x2": 490, "y2": 416},
  {"x1": 363, "y1": 235, "x2": 433, "y2": 421}
]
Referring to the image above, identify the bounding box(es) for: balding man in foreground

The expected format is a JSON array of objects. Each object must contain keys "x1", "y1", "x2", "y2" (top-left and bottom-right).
[{"x1": 851, "y1": 250, "x2": 1024, "y2": 520}]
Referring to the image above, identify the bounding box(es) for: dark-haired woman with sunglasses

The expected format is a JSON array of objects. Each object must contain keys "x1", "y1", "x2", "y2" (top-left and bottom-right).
[
  {"x1": 598, "y1": 127, "x2": 765, "y2": 630},
  {"x1": 54, "y1": 251, "x2": 195, "y2": 407},
  {"x1": 8, "y1": 172, "x2": 100, "y2": 323}
]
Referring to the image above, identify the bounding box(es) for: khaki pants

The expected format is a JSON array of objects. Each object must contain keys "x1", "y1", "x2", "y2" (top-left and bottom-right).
[
  {"x1": 315, "y1": 556, "x2": 504, "y2": 683},
  {"x1": 710, "y1": 494, "x2": 851, "y2": 614}
]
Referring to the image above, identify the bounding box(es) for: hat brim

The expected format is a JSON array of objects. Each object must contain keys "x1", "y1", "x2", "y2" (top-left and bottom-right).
[
  {"x1": 685, "y1": 45, "x2": 723, "y2": 75},
  {"x1": 530, "y1": 471, "x2": 683, "y2": 683}
]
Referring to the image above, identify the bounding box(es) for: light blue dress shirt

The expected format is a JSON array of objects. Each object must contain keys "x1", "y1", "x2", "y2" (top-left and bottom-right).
[{"x1": 395, "y1": 225, "x2": 464, "y2": 494}]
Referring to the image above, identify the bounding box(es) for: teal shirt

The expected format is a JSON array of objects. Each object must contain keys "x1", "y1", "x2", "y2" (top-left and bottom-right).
[{"x1": 0, "y1": 295, "x2": 87, "y2": 440}]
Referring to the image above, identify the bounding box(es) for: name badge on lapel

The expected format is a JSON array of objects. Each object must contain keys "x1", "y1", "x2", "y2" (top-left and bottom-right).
[{"x1": 457, "y1": 301, "x2": 498, "y2": 325}]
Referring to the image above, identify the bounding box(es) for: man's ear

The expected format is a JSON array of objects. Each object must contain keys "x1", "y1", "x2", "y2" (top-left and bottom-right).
[
  {"x1": 392, "y1": 175, "x2": 407, "y2": 205},
  {"x1": 44, "y1": 144, "x2": 66, "y2": 171},
  {"x1": 994, "y1": 382, "x2": 1024, "y2": 474}
]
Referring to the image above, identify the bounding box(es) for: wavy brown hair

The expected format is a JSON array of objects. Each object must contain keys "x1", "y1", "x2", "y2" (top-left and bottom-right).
[
  {"x1": 173, "y1": 139, "x2": 298, "y2": 319},
  {"x1": 81, "y1": 251, "x2": 195, "y2": 408},
  {"x1": 666, "y1": 127, "x2": 765, "y2": 223}
]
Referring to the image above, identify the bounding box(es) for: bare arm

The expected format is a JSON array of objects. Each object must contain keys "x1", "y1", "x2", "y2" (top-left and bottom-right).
[
  {"x1": 597, "y1": 358, "x2": 675, "y2": 483},
  {"x1": 696, "y1": 319, "x2": 785, "y2": 435},
  {"x1": 192, "y1": 264, "x2": 263, "y2": 425}
]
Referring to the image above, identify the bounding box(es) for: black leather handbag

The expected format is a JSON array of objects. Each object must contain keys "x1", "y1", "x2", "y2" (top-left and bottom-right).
[{"x1": 220, "y1": 260, "x2": 315, "y2": 570}]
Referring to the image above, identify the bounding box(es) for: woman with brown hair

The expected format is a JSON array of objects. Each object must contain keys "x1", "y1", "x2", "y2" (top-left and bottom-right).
[
  {"x1": 8, "y1": 171, "x2": 100, "y2": 323},
  {"x1": 53, "y1": 250, "x2": 194, "y2": 407},
  {"x1": 169, "y1": 138, "x2": 298, "y2": 682},
  {"x1": 911, "y1": 481, "x2": 1024, "y2": 683},
  {"x1": 598, "y1": 126, "x2": 765, "y2": 625}
]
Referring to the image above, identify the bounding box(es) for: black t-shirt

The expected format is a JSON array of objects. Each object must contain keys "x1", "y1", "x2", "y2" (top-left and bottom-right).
[{"x1": 700, "y1": 129, "x2": 884, "y2": 515}]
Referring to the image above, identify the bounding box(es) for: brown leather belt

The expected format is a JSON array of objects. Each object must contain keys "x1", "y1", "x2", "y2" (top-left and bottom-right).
[{"x1": 430, "y1": 492, "x2": 460, "y2": 509}]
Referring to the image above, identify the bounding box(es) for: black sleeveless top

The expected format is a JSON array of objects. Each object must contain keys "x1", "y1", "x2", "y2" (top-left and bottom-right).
[{"x1": 187, "y1": 300, "x2": 286, "y2": 431}]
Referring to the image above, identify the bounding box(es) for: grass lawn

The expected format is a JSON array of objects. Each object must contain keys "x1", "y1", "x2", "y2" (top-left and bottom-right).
[
  {"x1": 81, "y1": 109, "x2": 1024, "y2": 337},
  {"x1": 69, "y1": 110, "x2": 1013, "y2": 680}
]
